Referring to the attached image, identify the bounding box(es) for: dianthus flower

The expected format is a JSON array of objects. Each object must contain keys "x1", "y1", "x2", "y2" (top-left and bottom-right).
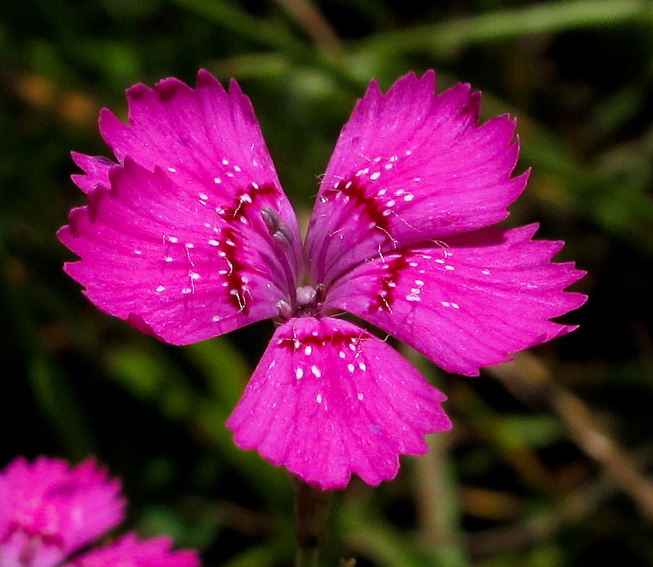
[
  {"x1": 0, "y1": 456, "x2": 199, "y2": 567},
  {"x1": 58, "y1": 70, "x2": 586, "y2": 489}
]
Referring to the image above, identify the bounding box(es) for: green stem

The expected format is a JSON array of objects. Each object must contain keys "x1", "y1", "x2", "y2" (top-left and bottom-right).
[{"x1": 293, "y1": 477, "x2": 333, "y2": 567}]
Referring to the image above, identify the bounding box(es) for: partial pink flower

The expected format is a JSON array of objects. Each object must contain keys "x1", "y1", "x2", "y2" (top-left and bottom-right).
[
  {"x1": 58, "y1": 70, "x2": 586, "y2": 489},
  {"x1": 70, "y1": 533, "x2": 199, "y2": 567},
  {"x1": 0, "y1": 457, "x2": 199, "y2": 567}
]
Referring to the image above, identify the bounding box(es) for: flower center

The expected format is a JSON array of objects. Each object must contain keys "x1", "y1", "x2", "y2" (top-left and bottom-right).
[{"x1": 276, "y1": 284, "x2": 325, "y2": 319}]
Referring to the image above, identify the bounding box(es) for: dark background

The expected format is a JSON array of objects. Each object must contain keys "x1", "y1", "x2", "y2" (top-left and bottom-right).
[{"x1": 1, "y1": 1, "x2": 652, "y2": 565}]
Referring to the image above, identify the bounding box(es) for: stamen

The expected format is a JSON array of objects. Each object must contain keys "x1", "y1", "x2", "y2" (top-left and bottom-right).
[{"x1": 261, "y1": 207, "x2": 294, "y2": 250}]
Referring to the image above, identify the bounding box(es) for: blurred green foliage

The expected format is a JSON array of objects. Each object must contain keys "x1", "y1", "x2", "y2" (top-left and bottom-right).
[{"x1": 1, "y1": 0, "x2": 653, "y2": 566}]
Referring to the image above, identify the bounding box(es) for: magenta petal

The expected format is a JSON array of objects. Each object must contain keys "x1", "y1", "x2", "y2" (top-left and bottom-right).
[
  {"x1": 97, "y1": 70, "x2": 300, "y2": 249},
  {"x1": 306, "y1": 71, "x2": 527, "y2": 286},
  {"x1": 0, "y1": 457, "x2": 125, "y2": 567},
  {"x1": 325, "y1": 224, "x2": 587, "y2": 376},
  {"x1": 60, "y1": 70, "x2": 303, "y2": 344},
  {"x1": 68, "y1": 533, "x2": 200, "y2": 567},
  {"x1": 227, "y1": 317, "x2": 452, "y2": 490},
  {"x1": 99, "y1": 71, "x2": 297, "y2": 225},
  {"x1": 70, "y1": 152, "x2": 113, "y2": 194},
  {"x1": 58, "y1": 156, "x2": 296, "y2": 344}
]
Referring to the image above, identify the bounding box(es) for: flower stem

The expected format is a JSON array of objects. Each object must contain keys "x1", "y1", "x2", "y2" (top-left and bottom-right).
[
  {"x1": 295, "y1": 546, "x2": 320, "y2": 567},
  {"x1": 293, "y1": 477, "x2": 333, "y2": 567}
]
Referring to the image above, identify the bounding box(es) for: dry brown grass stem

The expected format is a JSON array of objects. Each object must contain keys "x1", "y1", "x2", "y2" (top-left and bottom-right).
[{"x1": 489, "y1": 352, "x2": 653, "y2": 522}]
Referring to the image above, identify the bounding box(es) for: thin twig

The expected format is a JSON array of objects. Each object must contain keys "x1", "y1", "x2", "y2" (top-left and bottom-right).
[
  {"x1": 489, "y1": 352, "x2": 653, "y2": 522},
  {"x1": 467, "y1": 474, "x2": 614, "y2": 558},
  {"x1": 274, "y1": 0, "x2": 341, "y2": 50}
]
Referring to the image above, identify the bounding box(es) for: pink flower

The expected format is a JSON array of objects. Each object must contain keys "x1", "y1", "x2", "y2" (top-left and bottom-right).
[
  {"x1": 0, "y1": 456, "x2": 199, "y2": 567},
  {"x1": 58, "y1": 70, "x2": 586, "y2": 489}
]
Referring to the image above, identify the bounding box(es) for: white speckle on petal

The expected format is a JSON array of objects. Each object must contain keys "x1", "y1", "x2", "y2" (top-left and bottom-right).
[
  {"x1": 370, "y1": 171, "x2": 381, "y2": 181},
  {"x1": 234, "y1": 165, "x2": 242, "y2": 172},
  {"x1": 357, "y1": 393, "x2": 364, "y2": 400},
  {"x1": 222, "y1": 159, "x2": 229, "y2": 165},
  {"x1": 339, "y1": 351, "x2": 346, "y2": 359},
  {"x1": 168, "y1": 236, "x2": 179, "y2": 243},
  {"x1": 208, "y1": 239, "x2": 220, "y2": 246},
  {"x1": 406, "y1": 294, "x2": 421, "y2": 302},
  {"x1": 168, "y1": 167, "x2": 176, "y2": 173},
  {"x1": 296, "y1": 368, "x2": 304, "y2": 379},
  {"x1": 304, "y1": 346, "x2": 312, "y2": 356},
  {"x1": 403, "y1": 194, "x2": 414, "y2": 202},
  {"x1": 214, "y1": 177, "x2": 222, "y2": 184},
  {"x1": 451, "y1": 302, "x2": 460, "y2": 309},
  {"x1": 199, "y1": 192, "x2": 208, "y2": 200},
  {"x1": 445, "y1": 265, "x2": 455, "y2": 271},
  {"x1": 316, "y1": 394, "x2": 322, "y2": 403},
  {"x1": 311, "y1": 365, "x2": 321, "y2": 378},
  {"x1": 359, "y1": 362, "x2": 367, "y2": 371},
  {"x1": 441, "y1": 301, "x2": 451, "y2": 307},
  {"x1": 347, "y1": 363, "x2": 355, "y2": 373},
  {"x1": 164, "y1": 256, "x2": 174, "y2": 263},
  {"x1": 156, "y1": 285, "x2": 165, "y2": 292},
  {"x1": 482, "y1": 269, "x2": 490, "y2": 275}
]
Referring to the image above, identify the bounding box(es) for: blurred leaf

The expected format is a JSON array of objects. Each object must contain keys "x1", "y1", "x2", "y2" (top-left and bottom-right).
[
  {"x1": 105, "y1": 339, "x2": 291, "y2": 508},
  {"x1": 494, "y1": 416, "x2": 563, "y2": 449},
  {"x1": 28, "y1": 353, "x2": 95, "y2": 457},
  {"x1": 359, "y1": 0, "x2": 653, "y2": 58}
]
